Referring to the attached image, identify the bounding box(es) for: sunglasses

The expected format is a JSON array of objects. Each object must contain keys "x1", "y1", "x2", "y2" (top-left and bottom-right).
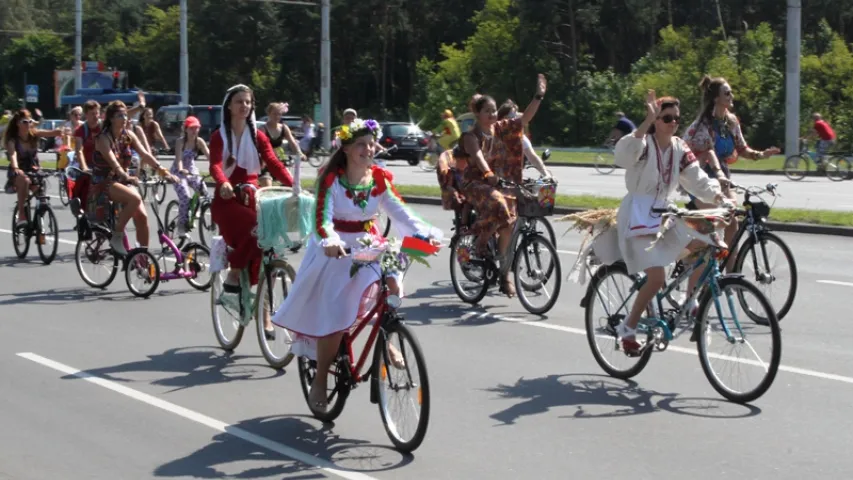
[
  {"x1": 114, "y1": 113, "x2": 128, "y2": 119},
  {"x1": 19, "y1": 118, "x2": 34, "y2": 124},
  {"x1": 721, "y1": 90, "x2": 733, "y2": 97},
  {"x1": 658, "y1": 114, "x2": 680, "y2": 124}
]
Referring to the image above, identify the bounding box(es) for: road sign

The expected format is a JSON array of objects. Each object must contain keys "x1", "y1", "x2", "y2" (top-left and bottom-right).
[{"x1": 25, "y1": 85, "x2": 38, "y2": 103}]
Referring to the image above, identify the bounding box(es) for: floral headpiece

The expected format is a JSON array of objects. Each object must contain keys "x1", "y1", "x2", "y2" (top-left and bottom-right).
[{"x1": 337, "y1": 118, "x2": 382, "y2": 144}]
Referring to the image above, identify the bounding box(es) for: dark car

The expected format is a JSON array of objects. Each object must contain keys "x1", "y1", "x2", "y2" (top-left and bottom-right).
[
  {"x1": 378, "y1": 122, "x2": 427, "y2": 165},
  {"x1": 257, "y1": 115, "x2": 305, "y2": 139},
  {"x1": 155, "y1": 104, "x2": 222, "y2": 152}
]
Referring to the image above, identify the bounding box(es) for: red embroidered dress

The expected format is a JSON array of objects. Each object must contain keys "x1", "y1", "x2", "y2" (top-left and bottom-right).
[{"x1": 271, "y1": 166, "x2": 442, "y2": 360}]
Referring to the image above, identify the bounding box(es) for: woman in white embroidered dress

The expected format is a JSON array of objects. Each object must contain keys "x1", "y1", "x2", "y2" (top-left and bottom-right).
[
  {"x1": 272, "y1": 118, "x2": 442, "y2": 411},
  {"x1": 594, "y1": 91, "x2": 727, "y2": 355}
]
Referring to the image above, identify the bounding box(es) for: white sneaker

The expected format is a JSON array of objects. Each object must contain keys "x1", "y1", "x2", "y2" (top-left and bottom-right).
[{"x1": 110, "y1": 233, "x2": 128, "y2": 256}]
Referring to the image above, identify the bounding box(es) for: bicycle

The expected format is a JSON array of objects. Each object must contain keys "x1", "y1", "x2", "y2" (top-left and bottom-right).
[
  {"x1": 146, "y1": 197, "x2": 212, "y2": 292},
  {"x1": 209, "y1": 184, "x2": 303, "y2": 369},
  {"x1": 595, "y1": 144, "x2": 616, "y2": 174},
  {"x1": 304, "y1": 124, "x2": 331, "y2": 168},
  {"x1": 296, "y1": 237, "x2": 434, "y2": 453},
  {"x1": 449, "y1": 177, "x2": 562, "y2": 314},
  {"x1": 418, "y1": 132, "x2": 441, "y2": 172},
  {"x1": 783, "y1": 139, "x2": 851, "y2": 181},
  {"x1": 581, "y1": 205, "x2": 781, "y2": 403},
  {"x1": 10, "y1": 170, "x2": 60, "y2": 265},
  {"x1": 163, "y1": 174, "x2": 217, "y2": 248},
  {"x1": 72, "y1": 183, "x2": 162, "y2": 298},
  {"x1": 671, "y1": 182, "x2": 798, "y2": 321}
]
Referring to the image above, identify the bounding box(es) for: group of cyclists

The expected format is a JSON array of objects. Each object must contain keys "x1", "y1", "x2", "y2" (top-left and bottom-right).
[{"x1": 2, "y1": 69, "x2": 801, "y2": 450}]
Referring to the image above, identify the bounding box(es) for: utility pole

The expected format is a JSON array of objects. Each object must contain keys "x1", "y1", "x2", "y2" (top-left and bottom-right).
[
  {"x1": 785, "y1": 0, "x2": 802, "y2": 158},
  {"x1": 321, "y1": 0, "x2": 331, "y2": 148},
  {"x1": 180, "y1": 0, "x2": 189, "y2": 104},
  {"x1": 74, "y1": 0, "x2": 82, "y2": 91}
]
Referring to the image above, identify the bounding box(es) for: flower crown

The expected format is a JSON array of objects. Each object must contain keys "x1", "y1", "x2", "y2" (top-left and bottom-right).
[{"x1": 337, "y1": 118, "x2": 382, "y2": 144}]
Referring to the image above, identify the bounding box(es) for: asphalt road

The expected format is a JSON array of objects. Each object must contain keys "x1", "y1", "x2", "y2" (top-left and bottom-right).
[
  {"x1": 2, "y1": 188, "x2": 853, "y2": 479},
  {"x1": 34, "y1": 152, "x2": 853, "y2": 211}
]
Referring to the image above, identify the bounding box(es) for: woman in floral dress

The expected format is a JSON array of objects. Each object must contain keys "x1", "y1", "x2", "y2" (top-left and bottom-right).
[
  {"x1": 272, "y1": 118, "x2": 442, "y2": 412},
  {"x1": 457, "y1": 74, "x2": 547, "y2": 297}
]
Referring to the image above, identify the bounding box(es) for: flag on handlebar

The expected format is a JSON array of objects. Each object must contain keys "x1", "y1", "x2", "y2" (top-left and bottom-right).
[{"x1": 401, "y1": 236, "x2": 439, "y2": 257}]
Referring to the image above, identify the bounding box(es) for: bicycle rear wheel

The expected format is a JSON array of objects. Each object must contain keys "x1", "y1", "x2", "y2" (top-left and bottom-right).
[
  {"x1": 75, "y1": 233, "x2": 119, "y2": 288},
  {"x1": 297, "y1": 354, "x2": 351, "y2": 422},
  {"x1": 199, "y1": 202, "x2": 217, "y2": 248},
  {"x1": 449, "y1": 234, "x2": 489, "y2": 304},
  {"x1": 594, "y1": 152, "x2": 616, "y2": 174},
  {"x1": 374, "y1": 323, "x2": 430, "y2": 453},
  {"x1": 783, "y1": 155, "x2": 809, "y2": 181},
  {"x1": 696, "y1": 277, "x2": 781, "y2": 403},
  {"x1": 255, "y1": 260, "x2": 296, "y2": 369}
]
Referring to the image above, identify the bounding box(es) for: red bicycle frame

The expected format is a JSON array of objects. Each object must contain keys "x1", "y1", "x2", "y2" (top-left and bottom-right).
[{"x1": 340, "y1": 280, "x2": 391, "y2": 383}]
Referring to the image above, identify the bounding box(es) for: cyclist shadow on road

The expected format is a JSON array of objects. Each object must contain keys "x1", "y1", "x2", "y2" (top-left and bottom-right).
[
  {"x1": 0, "y1": 251, "x2": 77, "y2": 267},
  {"x1": 154, "y1": 414, "x2": 413, "y2": 478},
  {"x1": 0, "y1": 284, "x2": 198, "y2": 307},
  {"x1": 60, "y1": 346, "x2": 284, "y2": 392},
  {"x1": 484, "y1": 373, "x2": 762, "y2": 425}
]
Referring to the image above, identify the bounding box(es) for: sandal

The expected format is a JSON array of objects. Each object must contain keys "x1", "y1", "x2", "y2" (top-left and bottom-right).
[
  {"x1": 308, "y1": 384, "x2": 328, "y2": 412},
  {"x1": 500, "y1": 277, "x2": 516, "y2": 298}
]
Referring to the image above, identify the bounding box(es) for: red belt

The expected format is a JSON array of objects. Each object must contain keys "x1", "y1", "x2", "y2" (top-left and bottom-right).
[{"x1": 333, "y1": 218, "x2": 375, "y2": 233}]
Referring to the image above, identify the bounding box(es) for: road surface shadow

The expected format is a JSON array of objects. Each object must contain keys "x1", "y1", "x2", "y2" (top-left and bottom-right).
[
  {"x1": 0, "y1": 284, "x2": 199, "y2": 306},
  {"x1": 484, "y1": 373, "x2": 761, "y2": 424},
  {"x1": 400, "y1": 300, "x2": 502, "y2": 327},
  {"x1": 154, "y1": 414, "x2": 412, "y2": 478},
  {"x1": 0, "y1": 251, "x2": 76, "y2": 267},
  {"x1": 60, "y1": 346, "x2": 283, "y2": 392}
]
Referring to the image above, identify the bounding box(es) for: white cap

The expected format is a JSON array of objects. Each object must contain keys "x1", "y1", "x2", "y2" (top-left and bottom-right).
[{"x1": 343, "y1": 108, "x2": 357, "y2": 117}]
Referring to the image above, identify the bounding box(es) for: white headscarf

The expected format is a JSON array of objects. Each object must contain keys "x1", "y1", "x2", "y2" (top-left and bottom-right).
[{"x1": 219, "y1": 84, "x2": 260, "y2": 178}]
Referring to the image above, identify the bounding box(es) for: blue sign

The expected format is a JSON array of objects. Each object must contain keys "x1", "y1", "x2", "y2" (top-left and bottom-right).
[{"x1": 26, "y1": 84, "x2": 38, "y2": 103}]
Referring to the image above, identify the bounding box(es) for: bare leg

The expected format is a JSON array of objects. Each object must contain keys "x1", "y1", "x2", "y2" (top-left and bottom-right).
[
  {"x1": 625, "y1": 266, "x2": 665, "y2": 330},
  {"x1": 385, "y1": 277, "x2": 406, "y2": 368},
  {"x1": 310, "y1": 331, "x2": 345, "y2": 410},
  {"x1": 108, "y1": 183, "x2": 143, "y2": 255},
  {"x1": 14, "y1": 175, "x2": 30, "y2": 221},
  {"x1": 497, "y1": 225, "x2": 515, "y2": 297}
]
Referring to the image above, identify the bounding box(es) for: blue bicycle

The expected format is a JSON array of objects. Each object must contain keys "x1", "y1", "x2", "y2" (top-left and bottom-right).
[{"x1": 580, "y1": 205, "x2": 781, "y2": 403}]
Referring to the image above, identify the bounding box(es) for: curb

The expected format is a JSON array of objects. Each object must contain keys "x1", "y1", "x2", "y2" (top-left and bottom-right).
[
  {"x1": 542, "y1": 161, "x2": 840, "y2": 177},
  {"x1": 6, "y1": 166, "x2": 850, "y2": 237},
  {"x1": 396, "y1": 194, "x2": 853, "y2": 238}
]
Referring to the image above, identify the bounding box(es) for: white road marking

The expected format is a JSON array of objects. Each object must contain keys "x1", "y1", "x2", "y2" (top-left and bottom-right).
[
  {"x1": 461, "y1": 312, "x2": 853, "y2": 386},
  {"x1": 817, "y1": 280, "x2": 853, "y2": 288},
  {"x1": 16, "y1": 352, "x2": 379, "y2": 480},
  {"x1": 0, "y1": 228, "x2": 76, "y2": 246}
]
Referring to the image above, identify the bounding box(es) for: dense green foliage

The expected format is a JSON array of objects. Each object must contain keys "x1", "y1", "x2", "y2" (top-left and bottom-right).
[{"x1": 3, "y1": 0, "x2": 853, "y2": 148}]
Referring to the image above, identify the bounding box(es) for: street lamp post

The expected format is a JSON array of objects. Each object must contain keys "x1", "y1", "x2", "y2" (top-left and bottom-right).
[
  {"x1": 785, "y1": 0, "x2": 802, "y2": 158},
  {"x1": 180, "y1": 0, "x2": 189, "y2": 105}
]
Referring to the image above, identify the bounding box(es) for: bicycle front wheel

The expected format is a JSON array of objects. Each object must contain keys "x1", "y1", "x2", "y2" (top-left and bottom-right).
[
  {"x1": 210, "y1": 271, "x2": 245, "y2": 351},
  {"x1": 514, "y1": 234, "x2": 562, "y2": 314},
  {"x1": 125, "y1": 249, "x2": 161, "y2": 298},
  {"x1": 696, "y1": 277, "x2": 781, "y2": 403},
  {"x1": 826, "y1": 155, "x2": 852, "y2": 182},
  {"x1": 36, "y1": 207, "x2": 59, "y2": 265},
  {"x1": 733, "y1": 232, "x2": 798, "y2": 322},
  {"x1": 255, "y1": 260, "x2": 296, "y2": 369},
  {"x1": 58, "y1": 176, "x2": 70, "y2": 206},
  {"x1": 374, "y1": 323, "x2": 430, "y2": 453},
  {"x1": 584, "y1": 263, "x2": 653, "y2": 379}
]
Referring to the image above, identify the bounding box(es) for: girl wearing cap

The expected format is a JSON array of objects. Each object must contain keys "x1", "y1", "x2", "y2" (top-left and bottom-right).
[
  {"x1": 171, "y1": 115, "x2": 211, "y2": 237},
  {"x1": 209, "y1": 85, "x2": 294, "y2": 337},
  {"x1": 271, "y1": 117, "x2": 442, "y2": 412}
]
